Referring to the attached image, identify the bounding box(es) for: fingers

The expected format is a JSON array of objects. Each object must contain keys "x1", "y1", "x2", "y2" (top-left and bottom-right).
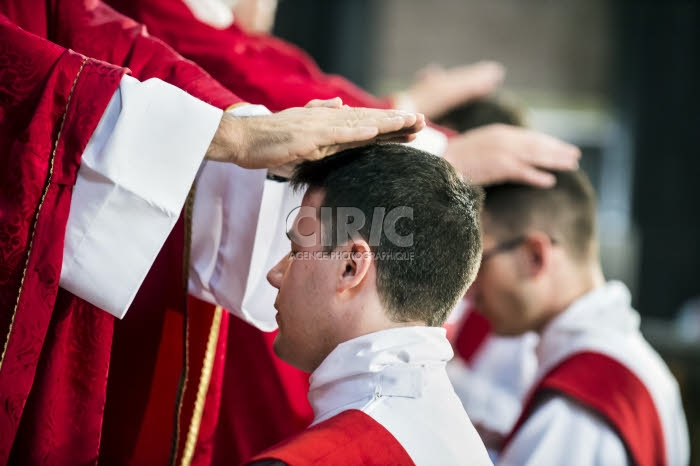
[
  {"x1": 515, "y1": 128, "x2": 581, "y2": 170},
  {"x1": 341, "y1": 111, "x2": 425, "y2": 140},
  {"x1": 305, "y1": 97, "x2": 343, "y2": 108},
  {"x1": 456, "y1": 61, "x2": 505, "y2": 85},
  {"x1": 513, "y1": 164, "x2": 557, "y2": 188}
]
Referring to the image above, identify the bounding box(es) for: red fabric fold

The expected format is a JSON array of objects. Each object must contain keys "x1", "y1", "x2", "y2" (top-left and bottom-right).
[
  {"x1": 0, "y1": 15, "x2": 124, "y2": 464},
  {"x1": 0, "y1": 1, "x2": 246, "y2": 463},
  {"x1": 506, "y1": 351, "x2": 667, "y2": 466},
  {"x1": 246, "y1": 409, "x2": 415, "y2": 466}
]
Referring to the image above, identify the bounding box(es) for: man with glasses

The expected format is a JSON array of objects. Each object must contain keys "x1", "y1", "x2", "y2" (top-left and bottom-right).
[{"x1": 468, "y1": 171, "x2": 689, "y2": 465}]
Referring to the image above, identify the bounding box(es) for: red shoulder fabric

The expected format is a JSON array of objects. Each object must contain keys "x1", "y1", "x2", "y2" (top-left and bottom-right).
[
  {"x1": 0, "y1": 0, "x2": 242, "y2": 109},
  {"x1": 212, "y1": 320, "x2": 314, "y2": 465},
  {"x1": 106, "y1": 0, "x2": 392, "y2": 112},
  {"x1": 246, "y1": 410, "x2": 415, "y2": 466},
  {"x1": 0, "y1": 14, "x2": 125, "y2": 465},
  {"x1": 454, "y1": 310, "x2": 492, "y2": 365},
  {"x1": 505, "y1": 351, "x2": 667, "y2": 466}
]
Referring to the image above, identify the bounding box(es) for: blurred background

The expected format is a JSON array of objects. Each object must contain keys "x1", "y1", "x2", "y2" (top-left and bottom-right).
[{"x1": 274, "y1": 0, "x2": 700, "y2": 461}]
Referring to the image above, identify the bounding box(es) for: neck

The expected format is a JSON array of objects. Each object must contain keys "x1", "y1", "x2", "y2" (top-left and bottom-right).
[{"x1": 537, "y1": 259, "x2": 605, "y2": 333}]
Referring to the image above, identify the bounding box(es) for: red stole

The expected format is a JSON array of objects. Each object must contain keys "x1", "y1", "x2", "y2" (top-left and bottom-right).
[
  {"x1": 246, "y1": 410, "x2": 415, "y2": 466},
  {"x1": 505, "y1": 351, "x2": 667, "y2": 466}
]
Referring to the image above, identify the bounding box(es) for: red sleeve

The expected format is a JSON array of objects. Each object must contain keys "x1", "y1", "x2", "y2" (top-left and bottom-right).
[
  {"x1": 0, "y1": 0, "x2": 242, "y2": 109},
  {"x1": 0, "y1": 14, "x2": 125, "y2": 464},
  {"x1": 106, "y1": 0, "x2": 393, "y2": 111}
]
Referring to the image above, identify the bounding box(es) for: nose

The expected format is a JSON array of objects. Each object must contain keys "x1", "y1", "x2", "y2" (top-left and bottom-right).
[{"x1": 266, "y1": 254, "x2": 288, "y2": 290}]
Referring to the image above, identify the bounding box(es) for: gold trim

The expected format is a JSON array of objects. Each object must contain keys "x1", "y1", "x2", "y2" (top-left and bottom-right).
[
  {"x1": 0, "y1": 58, "x2": 89, "y2": 373},
  {"x1": 180, "y1": 305, "x2": 223, "y2": 466},
  {"x1": 171, "y1": 184, "x2": 197, "y2": 466}
]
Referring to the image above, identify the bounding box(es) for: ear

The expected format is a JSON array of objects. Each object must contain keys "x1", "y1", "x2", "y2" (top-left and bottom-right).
[
  {"x1": 336, "y1": 239, "x2": 373, "y2": 293},
  {"x1": 519, "y1": 232, "x2": 553, "y2": 279}
]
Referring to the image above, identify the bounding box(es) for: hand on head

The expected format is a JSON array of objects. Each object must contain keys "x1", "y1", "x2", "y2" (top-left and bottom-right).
[
  {"x1": 205, "y1": 98, "x2": 426, "y2": 174},
  {"x1": 443, "y1": 124, "x2": 581, "y2": 188}
]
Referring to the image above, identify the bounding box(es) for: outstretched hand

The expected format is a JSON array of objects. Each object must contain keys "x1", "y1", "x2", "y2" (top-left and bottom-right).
[
  {"x1": 400, "y1": 61, "x2": 505, "y2": 119},
  {"x1": 206, "y1": 98, "x2": 425, "y2": 172},
  {"x1": 443, "y1": 124, "x2": 581, "y2": 187}
]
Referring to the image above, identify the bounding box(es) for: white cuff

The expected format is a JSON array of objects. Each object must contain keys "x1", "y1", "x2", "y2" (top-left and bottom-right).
[
  {"x1": 60, "y1": 75, "x2": 223, "y2": 318},
  {"x1": 189, "y1": 104, "x2": 298, "y2": 330}
]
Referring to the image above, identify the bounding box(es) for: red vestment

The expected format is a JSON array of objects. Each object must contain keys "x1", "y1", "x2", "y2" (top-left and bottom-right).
[
  {"x1": 453, "y1": 309, "x2": 492, "y2": 365},
  {"x1": 0, "y1": 1, "x2": 243, "y2": 464},
  {"x1": 108, "y1": 0, "x2": 393, "y2": 112},
  {"x1": 505, "y1": 351, "x2": 667, "y2": 466},
  {"x1": 101, "y1": 1, "x2": 446, "y2": 462},
  {"x1": 246, "y1": 410, "x2": 415, "y2": 466}
]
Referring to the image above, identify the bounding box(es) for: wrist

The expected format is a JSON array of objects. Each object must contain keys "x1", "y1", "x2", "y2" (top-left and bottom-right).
[{"x1": 205, "y1": 112, "x2": 246, "y2": 165}]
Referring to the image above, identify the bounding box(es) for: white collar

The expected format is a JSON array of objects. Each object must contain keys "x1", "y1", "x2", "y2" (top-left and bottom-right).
[
  {"x1": 536, "y1": 280, "x2": 640, "y2": 367},
  {"x1": 183, "y1": 0, "x2": 237, "y2": 29},
  {"x1": 308, "y1": 326, "x2": 453, "y2": 422}
]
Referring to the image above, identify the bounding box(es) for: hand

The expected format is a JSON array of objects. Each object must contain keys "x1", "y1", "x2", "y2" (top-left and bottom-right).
[
  {"x1": 206, "y1": 98, "x2": 426, "y2": 171},
  {"x1": 443, "y1": 124, "x2": 581, "y2": 187},
  {"x1": 399, "y1": 61, "x2": 505, "y2": 119}
]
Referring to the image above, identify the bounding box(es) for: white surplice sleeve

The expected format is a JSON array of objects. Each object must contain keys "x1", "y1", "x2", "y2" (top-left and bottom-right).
[
  {"x1": 60, "y1": 75, "x2": 222, "y2": 319},
  {"x1": 498, "y1": 395, "x2": 630, "y2": 466},
  {"x1": 188, "y1": 104, "x2": 299, "y2": 330}
]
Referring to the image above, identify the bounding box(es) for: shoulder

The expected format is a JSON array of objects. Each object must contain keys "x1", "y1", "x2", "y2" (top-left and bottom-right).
[
  {"x1": 501, "y1": 395, "x2": 630, "y2": 466},
  {"x1": 246, "y1": 409, "x2": 414, "y2": 466}
]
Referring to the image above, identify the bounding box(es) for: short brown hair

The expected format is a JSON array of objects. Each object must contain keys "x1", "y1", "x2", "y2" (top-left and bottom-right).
[
  {"x1": 434, "y1": 96, "x2": 524, "y2": 133},
  {"x1": 483, "y1": 170, "x2": 597, "y2": 262},
  {"x1": 291, "y1": 144, "x2": 483, "y2": 326}
]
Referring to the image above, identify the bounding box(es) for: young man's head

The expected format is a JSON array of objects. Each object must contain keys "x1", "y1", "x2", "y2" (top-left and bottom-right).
[
  {"x1": 434, "y1": 96, "x2": 524, "y2": 133},
  {"x1": 468, "y1": 170, "x2": 604, "y2": 336},
  {"x1": 266, "y1": 144, "x2": 483, "y2": 372}
]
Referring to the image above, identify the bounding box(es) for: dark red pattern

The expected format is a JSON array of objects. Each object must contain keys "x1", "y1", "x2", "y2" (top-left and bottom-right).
[
  {"x1": 0, "y1": 15, "x2": 124, "y2": 465},
  {"x1": 247, "y1": 409, "x2": 415, "y2": 466}
]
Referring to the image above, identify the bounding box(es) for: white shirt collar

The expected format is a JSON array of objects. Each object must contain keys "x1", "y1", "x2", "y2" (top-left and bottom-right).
[
  {"x1": 536, "y1": 280, "x2": 640, "y2": 366},
  {"x1": 308, "y1": 326, "x2": 453, "y2": 422}
]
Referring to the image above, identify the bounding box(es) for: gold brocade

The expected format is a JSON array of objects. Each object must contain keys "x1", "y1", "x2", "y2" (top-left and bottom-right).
[{"x1": 0, "y1": 57, "x2": 89, "y2": 373}]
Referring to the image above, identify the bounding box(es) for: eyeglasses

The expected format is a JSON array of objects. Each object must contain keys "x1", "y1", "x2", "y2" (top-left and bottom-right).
[
  {"x1": 480, "y1": 235, "x2": 527, "y2": 264},
  {"x1": 480, "y1": 235, "x2": 558, "y2": 265}
]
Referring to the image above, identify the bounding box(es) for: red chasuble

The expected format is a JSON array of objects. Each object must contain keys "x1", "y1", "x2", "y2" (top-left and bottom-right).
[
  {"x1": 505, "y1": 351, "x2": 667, "y2": 466},
  {"x1": 246, "y1": 410, "x2": 415, "y2": 466},
  {"x1": 0, "y1": 16, "x2": 125, "y2": 465},
  {"x1": 0, "y1": 1, "x2": 244, "y2": 464},
  {"x1": 108, "y1": 0, "x2": 393, "y2": 112}
]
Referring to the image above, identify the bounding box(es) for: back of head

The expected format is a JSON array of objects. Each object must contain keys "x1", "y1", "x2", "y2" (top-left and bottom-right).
[
  {"x1": 292, "y1": 144, "x2": 483, "y2": 326},
  {"x1": 483, "y1": 170, "x2": 598, "y2": 263},
  {"x1": 434, "y1": 96, "x2": 524, "y2": 132}
]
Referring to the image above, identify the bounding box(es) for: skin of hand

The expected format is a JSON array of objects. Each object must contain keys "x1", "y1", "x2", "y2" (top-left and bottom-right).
[
  {"x1": 399, "y1": 61, "x2": 506, "y2": 120},
  {"x1": 205, "y1": 98, "x2": 426, "y2": 171},
  {"x1": 442, "y1": 124, "x2": 581, "y2": 188}
]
